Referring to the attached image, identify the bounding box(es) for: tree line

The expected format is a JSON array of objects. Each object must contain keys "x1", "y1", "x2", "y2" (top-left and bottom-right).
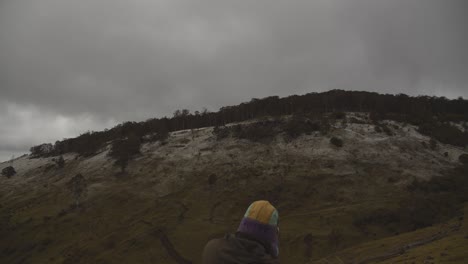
[{"x1": 30, "y1": 90, "x2": 468, "y2": 157}]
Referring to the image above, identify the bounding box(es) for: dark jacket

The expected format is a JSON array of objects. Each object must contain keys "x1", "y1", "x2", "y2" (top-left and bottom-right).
[{"x1": 202, "y1": 233, "x2": 279, "y2": 264}]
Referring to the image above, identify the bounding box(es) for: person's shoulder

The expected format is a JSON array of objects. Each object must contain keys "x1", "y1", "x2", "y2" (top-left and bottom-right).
[
  {"x1": 205, "y1": 235, "x2": 230, "y2": 249},
  {"x1": 204, "y1": 237, "x2": 224, "y2": 248},
  {"x1": 202, "y1": 236, "x2": 231, "y2": 264},
  {"x1": 204, "y1": 234, "x2": 233, "y2": 250}
]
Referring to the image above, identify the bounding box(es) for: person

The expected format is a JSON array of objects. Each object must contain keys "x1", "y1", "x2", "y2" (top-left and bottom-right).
[{"x1": 202, "y1": 200, "x2": 280, "y2": 264}]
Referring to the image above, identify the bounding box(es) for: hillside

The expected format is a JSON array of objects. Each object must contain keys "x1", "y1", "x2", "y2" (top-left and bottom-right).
[{"x1": 1, "y1": 112, "x2": 468, "y2": 263}]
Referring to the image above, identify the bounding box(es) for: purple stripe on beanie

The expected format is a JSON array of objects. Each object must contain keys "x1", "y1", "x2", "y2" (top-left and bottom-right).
[{"x1": 237, "y1": 217, "x2": 279, "y2": 257}]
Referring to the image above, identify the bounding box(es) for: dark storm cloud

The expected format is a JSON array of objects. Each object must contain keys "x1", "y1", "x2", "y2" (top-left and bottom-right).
[{"x1": 0, "y1": 0, "x2": 467, "y2": 161}]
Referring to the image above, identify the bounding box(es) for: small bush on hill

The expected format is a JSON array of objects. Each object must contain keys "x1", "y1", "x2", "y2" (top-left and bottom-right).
[
  {"x1": 330, "y1": 137, "x2": 343, "y2": 148},
  {"x1": 212, "y1": 126, "x2": 230, "y2": 140},
  {"x1": 2, "y1": 166, "x2": 16, "y2": 178}
]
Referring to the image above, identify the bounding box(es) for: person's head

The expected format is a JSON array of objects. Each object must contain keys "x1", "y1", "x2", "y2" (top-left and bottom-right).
[{"x1": 237, "y1": 200, "x2": 279, "y2": 257}]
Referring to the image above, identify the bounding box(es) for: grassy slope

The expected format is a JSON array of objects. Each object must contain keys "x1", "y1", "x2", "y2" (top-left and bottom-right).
[
  {"x1": 0, "y1": 169, "x2": 403, "y2": 264},
  {"x1": 1, "y1": 120, "x2": 466, "y2": 264},
  {"x1": 312, "y1": 203, "x2": 468, "y2": 263}
]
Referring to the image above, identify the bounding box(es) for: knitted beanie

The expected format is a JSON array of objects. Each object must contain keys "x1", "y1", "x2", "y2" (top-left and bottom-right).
[{"x1": 237, "y1": 200, "x2": 279, "y2": 257}]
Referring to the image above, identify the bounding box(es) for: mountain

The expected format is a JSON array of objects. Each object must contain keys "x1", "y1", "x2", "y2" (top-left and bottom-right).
[{"x1": 1, "y1": 92, "x2": 468, "y2": 264}]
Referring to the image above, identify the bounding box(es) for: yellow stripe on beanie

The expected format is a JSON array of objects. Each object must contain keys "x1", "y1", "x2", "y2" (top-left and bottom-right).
[{"x1": 244, "y1": 200, "x2": 276, "y2": 224}]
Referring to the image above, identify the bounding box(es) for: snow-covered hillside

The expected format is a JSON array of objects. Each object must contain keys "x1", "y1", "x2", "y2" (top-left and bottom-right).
[
  {"x1": 1, "y1": 113, "x2": 467, "y2": 264},
  {"x1": 1, "y1": 113, "x2": 465, "y2": 188}
]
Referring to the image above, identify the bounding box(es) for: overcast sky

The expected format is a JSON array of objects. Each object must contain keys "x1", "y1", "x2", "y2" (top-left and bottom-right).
[{"x1": 1, "y1": 0, "x2": 467, "y2": 162}]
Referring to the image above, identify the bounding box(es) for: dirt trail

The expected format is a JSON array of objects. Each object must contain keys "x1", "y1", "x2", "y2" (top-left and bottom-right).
[{"x1": 357, "y1": 223, "x2": 461, "y2": 264}]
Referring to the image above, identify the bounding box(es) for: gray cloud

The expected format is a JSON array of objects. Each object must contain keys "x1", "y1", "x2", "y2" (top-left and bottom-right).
[
  {"x1": 0, "y1": 102, "x2": 117, "y2": 161},
  {"x1": 0, "y1": 0, "x2": 467, "y2": 161}
]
